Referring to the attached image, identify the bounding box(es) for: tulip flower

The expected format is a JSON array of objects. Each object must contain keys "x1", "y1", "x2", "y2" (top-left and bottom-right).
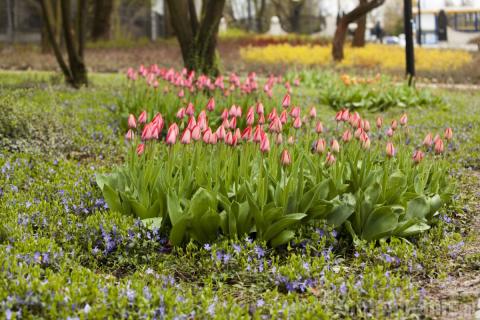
[
  {"x1": 136, "y1": 143, "x2": 145, "y2": 156},
  {"x1": 209, "y1": 132, "x2": 218, "y2": 145},
  {"x1": 203, "y1": 128, "x2": 212, "y2": 144},
  {"x1": 325, "y1": 152, "x2": 336, "y2": 166},
  {"x1": 423, "y1": 133, "x2": 433, "y2": 147},
  {"x1": 241, "y1": 126, "x2": 252, "y2": 141},
  {"x1": 269, "y1": 117, "x2": 283, "y2": 133},
  {"x1": 260, "y1": 133, "x2": 270, "y2": 153},
  {"x1": 138, "y1": 111, "x2": 147, "y2": 124},
  {"x1": 178, "y1": 89, "x2": 184, "y2": 98},
  {"x1": 234, "y1": 128, "x2": 241, "y2": 141},
  {"x1": 141, "y1": 123, "x2": 153, "y2": 140},
  {"x1": 267, "y1": 108, "x2": 278, "y2": 122},
  {"x1": 280, "y1": 149, "x2": 292, "y2": 166},
  {"x1": 181, "y1": 129, "x2": 191, "y2": 144},
  {"x1": 335, "y1": 109, "x2": 344, "y2": 122},
  {"x1": 434, "y1": 139, "x2": 444, "y2": 154},
  {"x1": 166, "y1": 124, "x2": 178, "y2": 145},
  {"x1": 279, "y1": 110, "x2": 288, "y2": 124},
  {"x1": 362, "y1": 120, "x2": 371, "y2": 132},
  {"x1": 253, "y1": 125, "x2": 263, "y2": 143},
  {"x1": 331, "y1": 139, "x2": 340, "y2": 153},
  {"x1": 152, "y1": 113, "x2": 164, "y2": 130},
  {"x1": 293, "y1": 117, "x2": 302, "y2": 129},
  {"x1": 128, "y1": 114, "x2": 137, "y2": 129},
  {"x1": 256, "y1": 102, "x2": 264, "y2": 115},
  {"x1": 386, "y1": 142, "x2": 395, "y2": 158},
  {"x1": 221, "y1": 109, "x2": 229, "y2": 120},
  {"x1": 391, "y1": 120, "x2": 398, "y2": 131},
  {"x1": 354, "y1": 127, "x2": 364, "y2": 139},
  {"x1": 386, "y1": 127, "x2": 394, "y2": 137},
  {"x1": 275, "y1": 133, "x2": 283, "y2": 145},
  {"x1": 376, "y1": 116, "x2": 383, "y2": 129},
  {"x1": 412, "y1": 149, "x2": 425, "y2": 164},
  {"x1": 360, "y1": 132, "x2": 370, "y2": 150},
  {"x1": 216, "y1": 125, "x2": 226, "y2": 141},
  {"x1": 400, "y1": 113, "x2": 408, "y2": 126},
  {"x1": 316, "y1": 121, "x2": 324, "y2": 134},
  {"x1": 225, "y1": 132, "x2": 234, "y2": 145},
  {"x1": 433, "y1": 134, "x2": 441, "y2": 144},
  {"x1": 309, "y1": 107, "x2": 317, "y2": 119},
  {"x1": 246, "y1": 111, "x2": 255, "y2": 126},
  {"x1": 258, "y1": 114, "x2": 265, "y2": 125},
  {"x1": 206, "y1": 97, "x2": 215, "y2": 111},
  {"x1": 176, "y1": 108, "x2": 186, "y2": 120},
  {"x1": 287, "y1": 136, "x2": 295, "y2": 144},
  {"x1": 191, "y1": 125, "x2": 201, "y2": 141},
  {"x1": 444, "y1": 127, "x2": 453, "y2": 141},
  {"x1": 290, "y1": 107, "x2": 300, "y2": 118},
  {"x1": 282, "y1": 93, "x2": 291, "y2": 108},
  {"x1": 342, "y1": 129, "x2": 353, "y2": 142},
  {"x1": 125, "y1": 129, "x2": 135, "y2": 141},
  {"x1": 229, "y1": 117, "x2": 237, "y2": 129},
  {"x1": 341, "y1": 109, "x2": 350, "y2": 122},
  {"x1": 185, "y1": 102, "x2": 195, "y2": 116},
  {"x1": 314, "y1": 139, "x2": 326, "y2": 154}
]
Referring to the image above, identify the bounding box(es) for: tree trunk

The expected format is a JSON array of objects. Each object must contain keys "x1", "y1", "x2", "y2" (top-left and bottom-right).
[
  {"x1": 332, "y1": 20, "x2": 349, "y2": 61},
  {"x1": 255, "y1": 0, "x2": 266, "y2": 32},
  {"x1": 91, "y1": 0, "x2": 114, "y2": 41},
  {"x1": 352, "y1": 1, "x2": 367, "y2": 47},
  {"x1": 166, "y1": 0, "x2": 226, "y2": 75},
  {"x1": 331, "y1": 0, "x2": 385, "y2": 61}
]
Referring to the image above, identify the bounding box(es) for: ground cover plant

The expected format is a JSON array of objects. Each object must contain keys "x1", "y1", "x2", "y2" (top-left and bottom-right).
[{"x1": 0, "y1": 71, "x2": 479, "y2": 319}]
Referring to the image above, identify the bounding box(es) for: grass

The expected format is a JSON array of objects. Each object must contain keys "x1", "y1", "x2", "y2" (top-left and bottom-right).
[{"x1": 0, "y1": 71, "x2": 479, "y2": 319}]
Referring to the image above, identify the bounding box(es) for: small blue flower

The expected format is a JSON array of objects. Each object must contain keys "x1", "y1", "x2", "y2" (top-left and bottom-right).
[
  {"x1": 204, "y1": 243, "x2": 211, "y2": 251},
  {"x1": 256, "y1": 299, "x2": 265, "y2": 307}
]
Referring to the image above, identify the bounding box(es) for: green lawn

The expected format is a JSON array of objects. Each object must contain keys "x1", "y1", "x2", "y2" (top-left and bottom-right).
[{"x1": 0, "y1": 71, "x2": 479, "y2": 319}]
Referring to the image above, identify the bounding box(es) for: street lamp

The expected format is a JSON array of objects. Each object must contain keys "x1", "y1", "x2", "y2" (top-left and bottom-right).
[{"x1": 404, "y1": 0, "x2": 415, "y2": 86}]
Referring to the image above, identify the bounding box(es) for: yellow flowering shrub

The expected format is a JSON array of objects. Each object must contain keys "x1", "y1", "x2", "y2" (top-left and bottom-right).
[{"x1": 240, "y1": 44, "x2": 472, "y2": 71}]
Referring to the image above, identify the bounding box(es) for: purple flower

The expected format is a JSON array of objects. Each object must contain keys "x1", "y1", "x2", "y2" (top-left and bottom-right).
[
  {"x1": 204, "y1": 243, "x2": 211, "y2": 251},
  {"x1": 255, "y1": 246, "x2": 265, "y2": 258},
  {"x1": 339, "y1": 282, "x2": 347, "y2": 295},
  {"x1": 256, "y1": 299, "x2": 265, "y2": 307},
  {"x1": 207, "y1": 303, "x2": 215, "y2": 316},
  {"x1": 233, "y1": 244, "x2": 242, "y2": 254}
]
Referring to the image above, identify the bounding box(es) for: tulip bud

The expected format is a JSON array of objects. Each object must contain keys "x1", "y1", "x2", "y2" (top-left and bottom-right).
[
  {"x1": 386, "y1": 127, "x2": 394, "y2": 137},
  {"x1": 258, "y1": 114, "x2": 265, "y2": 125},
  {"x1": 221, "y1": 109, "x2": 229, "y2": 121},
  {"x1": 434, "y1": 139, "x2": 444, "y2": 154},
  {"x1": 391, "y1": 120, "x2": 398, "y2": 131},
  {"x1": 280, "y1": 149, "x2": 292, "y2": 166},
  {"x1": 138, "y1": 111, "x2": 147, "y2": 124},
  {"x1": 362, "y1": 120, "x2": 371, "y2": 132},
  {"x1": 191, "y1": 125, "x2": 201, "y2": 141},
  {"x1": 166, "y1": 124, "x2": 178, "y2": 145},
  {"x1": 282, "y1": 93, "x2": 291, "y2": 108},
  {"x1": 354, "y1": 127, "x2": 363, "y2": 139},
  {"x1": 376, "y1": 116, "x2": 383, "y2": 129},
  {"x1": 433, "y1": 134, "x2": 441, "y2": 144},
  {"x1": 423, "y1": 133, "x2": 433, "y2": 147},
  {"x1": 412, "y1": 149, "x2": 425, "y2": 164},
  {"x1": 141, "y1": 123, "x2": 153, "y2": 141},
  {"x1": 253, "y1": 125, "x2": 263, "y2": 143},
  {"x1": 206, "y1": 97, "x2": 215, "y2": 111},
  {"x1": 128, "y1": 114, "x2": 137, "y2": 128},
  {"x1": 341, "y1": 109, "x2": 350, "y2": 122},
  {"x1": 125, "y1": 129, "x2": 135, "y2": 141},
  {"x1": 203, "y1": 128, "x2": 212, "y2": 144},
  {"x1": 275, "y1": 133, "x2": 283, "y2": 145},
  {"x1": 178, "y1": 89, "x2": 184, "y2": 98},
  {"x1": 400, "y1": 113, "x2": 408, "y2": 126},
  {"x1": 185, "y1": 102, "x2": 195, "y2": 116},
  {"x1": 309, "y1": 107, "x2": 317, "y2": 119},
  {"x1": 315, "y1": 121, "x2": 324, "y2": 134},
  {"x1": 260, "y1": 133, "x2": 270, "y2": 153},
  {"x1": 290, "y1": 107, "x2": 300, "y2": 118},
  {"x1": 386, "y1": 142, "x2": 395, "y2": 158},
  {"x1": 331, "y1": 139, "x2": 340, "y2": 153},
  {"x1": 293, "y1": 117, "x2": 302, "y2": 129},
  {"x1": 216, "y1": 125, "x2": 226, "y2": 141},
  {"x1": 314, "y1": 139, "x2": 326, "y2": 154},
  {"x1": 335, "y1": 109, "x2": 344, "y2": 122},
  {"x1": 256, "y1": 102, "x2": 264, "y2": 115},
  {"x1": 181, "y1": 129, "x2": 191, "y2": 144},
  {"x1": 325, "y1": 152, "x2": 336, "y2": 166},
  {"x1": 176, "y1": 108, "x2": 186, "y2": 120},
  {"x1": 269, "y1": 117, "x2": 283, "y2": 133},
  {"x1": 342, "y1": 129, "x2": 353, "y2": 142},
  {"x1": 136, "y1": 143, "x2": 145, "y2": 156},
  {"x1": 444, "y1": 127, "x2": 453, "y2": 141},
  {"x1": 209, "y1": 132, "x2": 218, "y2": 145},
  {"x1": 229, "y1": 117, "x2": 237, "y2": 129},
  {"x1": 225, "y1": 132, "x2": 234, "y2": 145}
]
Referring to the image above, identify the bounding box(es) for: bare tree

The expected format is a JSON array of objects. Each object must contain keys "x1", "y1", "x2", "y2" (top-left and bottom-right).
[
  {"x1": 332, "y1": 0, "x2": 385, "y2": 61},
  {"x1": 352, "y1": 0, "x2": 367, "y2": 47},
  {"x1": 40, "y1": 0, "x2": 88, "y2": 88},
  {"x1": 165, "y1": 0, "x2": 226, "y2": 75}
]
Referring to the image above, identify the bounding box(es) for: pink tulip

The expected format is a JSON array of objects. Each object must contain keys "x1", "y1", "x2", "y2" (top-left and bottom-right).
[
  {"x1": 203, "y1": 128, "x2": 212, "y2": 144},
  {"x1": 141, "y1": 123, "x2": 153, "y2": 140},
  {"x1": 342, "y1": 129, "x2": 353, "y2": 142},
  {"x1": 341, "y1": 109, "x2": 350, "y2": 122},
  {"x1": 216, "y1": 125, "x2": 226, "y2": 141},
  {"x1": 181, "y1": 129, "x2": 191, "y2": 144},
  {"x1": 413, "y1": 149, "x2": 425, "y2": 164},
  {"x1": 221, "y1": 108, "x2": 229, "y2": 121},
  {"x1": 290, "y1": 107, "x2": 300, "y2": 118},
  {"x1": 282, "y1": 93, "x2": 291, "y2": 108},
  {"x1": 279, "y1": 110, "x2": 288, "y2": 124},
  {"x1": 176, "y1": 108, "x2": 186, "y2": 120},
  {"x1": 269, "y1": 117, "x2": 283, "y2": 133},
  {"x1": 260, "y1": 133, "x2": 270, "y2": 153},
  {"x1": 354, "y1": 127, "x2": 363, "y2": 139},
  {"x1": 206, "y1": 97, "x2": 215, "y2": 111},
  {"x1": 360, "y1": 133, "x2": 370, "y2": 149},
  {"x1": 246, "y1": 111, "x2": 255, "y2": 126},
  {"x1": 128, "y1": 114, "x2": 137, "y2": 128},
  {"x1": 433, "y1": 134, "x2": 441, "y2": 144},
  {"x1": 423, "y1": 133, "x2": 433, "y2": 147},
  {"x1": 166, "y1": 124, "x2": 178, "y2": 145},
  {"x1": 125, "y1": 129, "x2": 135, "y2": 141},
  {"x1": 434, "y1": 139, "x2": 444, "y2": 154},
  {"x1": 138, "y1": 111, "x2": 147, "y2": 124},
  {"x1": 275, "y1": 133, "x2": 283, "y2": 145},
  {"x1": 335, "y1": 109, "x2": 344, "y2": 122},
  {"x1": 253, "y1": 125, "x2": 263, "y2": 142},
  {"x1": 234, "y1": 128, "x2": 241, "y2": 141},
  {"x1": 386, "y1": 127, "x2": 394, "y2": 137},
  {"x1": 391, "y1": 120, "x2": 398, "y2": 131},
  {"x1": 386, "y1": 142, "x2": 395, "y2": 158},
  {"x1": 136, "y1": 143, "x2": 145, "y2": 156},
  {"x1": 331, "y1": 139, "x2": 340, "y2": 153},
  {"x1": 256, "y1": 102, "x2": 264, "y2": 115},
  {"x1": 316, "y1": 121, "x2": 324, "y2": 134},
  {"x1": 309, "y1": 107, "x2": 317, "y2": 119},
  {"x1": 229, "y1": 117, "x2": 237, "y2": 129},
  {"x1": 242, "y1": 126, "x2": 252, "y2": 141},
  {"x1": 400, "y1": 113, "x2": 408, "y2": 126},
  {"x1": 293, "y1": 117, "x2": 302, "y2": 129},
  {"x1": 178, "y1": 89, "x2": 184, "y2": 98},
  {"x1": 185, "y1": 102, "x2": 195, "y2": 116},
  {"x1": 362, "y1": 120, "x2": 371, "y2": 132},
  {"x1": 376, "y1": 116, "x2": 383, "y2": 129},
  {"x1": 444, "y1": 127, "x2": 453, "y2": 141},
  {"x1": 152, "y1": 113, "x2": 164, "y2": 131},
  {"x1": 225, "y1": 132, "x2": 234, "y2": 145},
  {"x1": 280, "y1": 149, "x2": 292, "y2": 166},
  {"x1": 325, "y1": 152, "x2": 336, "y2": 166},
  {"x1": 314, "y1": 139, "x2": 326, "y2": 153},
  {"x1": 209, "y1": 132, "x2": 218, "y2": 145},
  {"x1": 191, "y1": 125, "x2": 201, "y2": 141},
  {"x1": 268, "y1": 108, "x2": 278, "y2": 122},
  {"x1": 258, "y1": 114, "x2": 265, "y2": 125}
]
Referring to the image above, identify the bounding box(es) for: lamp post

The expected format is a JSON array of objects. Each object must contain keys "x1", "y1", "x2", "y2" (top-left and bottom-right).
[{"x1": 404, "y1": 0, "x2": 415, "y2": 86}]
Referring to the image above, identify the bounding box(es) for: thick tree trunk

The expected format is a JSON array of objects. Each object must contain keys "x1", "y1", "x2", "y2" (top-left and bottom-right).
[
  {"x1": 352, "y1": 1, "x2": 367, "y2": 47},
  {"x1": 166, "y1": 0, "x2": 225, "y2": 75},
  {"x1": 332, "y1": 0, "x2": 385, "y2": 61},
  {"x1": 91, "y1": 0, "x2": 114, "y2": 41},
  {"x1": 255, "y1": 0, "x2": 266, "y2": 32}
]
